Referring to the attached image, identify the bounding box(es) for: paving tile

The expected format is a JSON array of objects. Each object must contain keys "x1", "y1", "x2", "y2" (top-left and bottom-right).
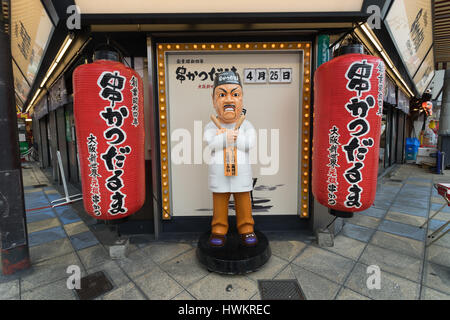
[
  {"x1": 431, "y1": 196, "x2": 446, "y2": 204},
  {"x1": 160, "y1": 249, "x2": 209, "y2": 288},
  {"x1": 292, "y1": 246, "x2": 354, "y2": 284},
  {"x1": 389, "y1": 203, "x2": 429, "y2": 218},
  {"x1": 357, "y1": 207, "x2": 387, "y2": 219},
  {"x1": 116, "y1": 249, "x2": 158, "y2": 280},
  {"x1": 54, "y1": 206, "x2": 81, "y2": 225},
  {"x1": 427, "y1": 245, "x2": 450, "y2": 268},
  {"x1": 187, "y1": 272, "x2": 258, "y2": 300},
  {"x1": 269, "y1": 240, "x2": 307, "y2": 262},
  {"x1": 370, "y1": 231, "x2": 424, "y2": 259},
  {"x1": 344, "y1": 263, "x2": 420, "y2": 300},
  {"x1": 372, "y1": 200, "x2": 392, "y2": 211},
  {"x1": 64, "y1": 221, "x2": 90, "y2": 237},
  {"x1": 406, "y1": 177, "x2": 432, "y2": 183},
  {"x1": 134, "y1": 266, "x2": 184, "y2": 300},
  {"x1": 101, "y1": 282, "x2": 145, "y2": 300},
  {"x1": 323, "y1": 235, "x2": 366, "y2": 261},
  {"x1": 141, "y1": 242, "x2": 193, "y2": 264},
  {"x1": 28, "y1": 226, "x2": 67, "y2": 247},
  {"x1": 347, "y1": 214, "x2": 380, "y2": 229},
  {"x1": 429, "y1": 233, "x2": 450, "y2": 249},
  {"x1": 69, "y1": 231, "x2": 99, "y2": 251},
  {"x1": 21, "y1": 278, "x2": 77, "y2": 300},
  {"x1": 378, "y1": 220, "x2": 426, "y2": 241},
  {"x1": 420, "y1": 286, "x2": 450, "y2": 300},
  {"x1": 360, "y1": 244, "x2": 422, "y2": 282},
  {"x1": 172, "y1": 290, "x2": 196, "y2": 300},
  {"x1": 29, "y1": 238, "x2": 74, "y2": 263},
  {"x1": 275, "y1": 264, "x2": 340, "y2": 300},
  {"x1": 430, "y1": 202, "x2": 450, "y2": 213},
  {"x1": 392, "y1": 197, "x2": 429, "y2": 210},
  {"x1": 385, "y1": 211, "x2": 427, "y2": 227},
  {"x1": 340, "y1": 223, "x2": 375, "y2": 243},
  {"x1": 20, "y1": 252, "x2": 83, "y2": 292},
  {"x1": 246, "y1": 255, "x2": 289, "y2": 281},
  {"x1": 428, "y1": 219, "x2": 450, "y2": 232},
  {"x1": 77, "y1": 244, "x2": 110, "y2": 269},
  {"x1": 87, "y1": 261, "x2": 130, "y2": 288},
  {"x1": 26, "y1": 208, "x2": 56, "y2": 223},
  {"x1": 0, "y1": 280, "x2": 19, "y2": 300},
  {"x1": 422, "y1": 262, "x2": 450, "y2": 294},
  {"x1": 27, "y1": 217, "x2": 60, "y2": 234},
  {"x1": 335, "y1": 288, "x2": 371, "y2": 300}
]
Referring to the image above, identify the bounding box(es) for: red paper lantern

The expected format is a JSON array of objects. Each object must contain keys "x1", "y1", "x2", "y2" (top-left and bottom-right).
[
  {"x1": 312, "y1": 52, "x2": 385, "y2": 216},
  {"x1": 73, "y1": 59, "x2": 145, "y2": 220}
]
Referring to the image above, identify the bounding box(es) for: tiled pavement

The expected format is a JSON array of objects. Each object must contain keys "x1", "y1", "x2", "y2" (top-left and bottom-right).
[{"x1": 0, "y1": 162, "x2": 449, "y2": 300}]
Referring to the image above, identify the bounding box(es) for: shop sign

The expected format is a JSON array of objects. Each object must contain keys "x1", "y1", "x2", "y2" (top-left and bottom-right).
[
  {"x1": 385, "y1": 0, "x2": 434, "y2": 93},
  {"x1": 317, "y1": 35, "x2": 330, "y2": 68},
  {"x1": 49, "y1": 77, "x2": 68, "y2": 112},
  {"x1": 75, "y1": 0, "x2": 364, "y2": 14},
  {"x1": 12, "y1": 61, "x2": 30, "y2": 104},
  {"x1": 32, "y1": 96, "x2": 48, "y2": 120},
  {"x1": 10, "y1": 0, "x2": 54, "y2": 89},
  {"x1": 162, "y1": 48, "x2": 311, "y2": 218},
  {"x1": 384, "y1": 77, "x2": 396, "y2": 105},
  {"x1": 397, "y1": 89, "x2": 410, "y2": 114},
  {"x1": 412, "y1": 48, "x2": 435, "y2": 96}
]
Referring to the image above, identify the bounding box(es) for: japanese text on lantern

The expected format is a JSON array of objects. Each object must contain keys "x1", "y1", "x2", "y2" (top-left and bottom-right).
[
  {"x1": 97, "y1": 71, "x2": 131, "y2": 216},
  {"x1": 130, "y1": 76, "x2": 139, "y2": 127},
  {"x1": 342, "y1": 60, "x2": 376, "y2": 209},
  {"x1": 327, "y1": 126, "x2": 340, "y2": 206},
  {"x1": 87, "y1": 133, "x2": 101, "y2": 216}
]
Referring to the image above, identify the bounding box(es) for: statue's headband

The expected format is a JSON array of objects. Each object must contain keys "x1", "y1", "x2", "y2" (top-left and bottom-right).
[{"x1": 213, "y1": 71, "x2": 242, "y2": 90}]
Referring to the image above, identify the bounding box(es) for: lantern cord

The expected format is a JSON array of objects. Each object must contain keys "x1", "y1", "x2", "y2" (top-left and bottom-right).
[{"x1": 325, "y1": 216, "x2": 338, "y2": 231}]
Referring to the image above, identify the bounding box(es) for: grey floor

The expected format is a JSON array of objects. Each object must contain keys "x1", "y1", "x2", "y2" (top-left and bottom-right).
[{"x1": 0, "y1": 162, "x2": 449, "y2": 300}]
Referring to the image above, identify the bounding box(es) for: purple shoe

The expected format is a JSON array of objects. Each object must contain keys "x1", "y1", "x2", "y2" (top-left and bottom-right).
[
  {"x1": 209, "y1": 234, "x2": 226, "y2": 247},
  {"x1": 240, "y1": 232, "x2": 258, "y2": 247}
]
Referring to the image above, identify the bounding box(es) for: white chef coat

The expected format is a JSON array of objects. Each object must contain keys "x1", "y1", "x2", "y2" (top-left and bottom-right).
[{"x1": 203, "y1": 119, "x2": 256, "y2": 193}]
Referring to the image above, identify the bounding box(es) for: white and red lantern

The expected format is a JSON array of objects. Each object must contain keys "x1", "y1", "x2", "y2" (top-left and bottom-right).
[
  {"x1": 312, "y1": 52, "x2": 385, "y2": 215},
  {"x1": 73, "y1": 59, "x2": 145, "y2": 220}
]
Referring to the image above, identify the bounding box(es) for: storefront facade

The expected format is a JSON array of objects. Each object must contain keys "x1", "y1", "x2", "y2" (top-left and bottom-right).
[{"x1": 15, "y1": 0, "x2": 435, "y2": 236}]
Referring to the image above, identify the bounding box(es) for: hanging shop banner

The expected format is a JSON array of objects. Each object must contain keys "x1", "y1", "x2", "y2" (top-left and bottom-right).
[
  {"x1": 49, "y1": 77, "x2": 68, "y2": 112},
  {"x1": 73, "y1": 59, "x2": 145, "y2": 220},
  {"x1": 312, "y1": 53, "x2": 385, "y2": 213},
  {"x1": 397, "y1": 89, "x2": 409, "y2": 114},
  {"x1": 412, "y1": 48, "x2": 435, "y2": 96},
  {"x1": 10, "y1": 0, "x2": 54, "y2": 88},
  {"x1": 384, "y1": 77, "x2": 396, "y2": 105},
  {"x1": 12, "y1": 61, "x2": 30, "y2": 104},
  {"x1": 317, "y1": 35, "x2": 330, "y2": 68},
  {"x1": 75, "y1": 0, "x2": 364, "y2": 14},
  {"x1": 385, "y1": 0, "x2": 433, "y2": 90},
  {"x1": 32, "y1": 96, "x2": 48, "y2": 120},
  {"x1": 157, "y1": 43, "x2": 312, "y2": 219}
]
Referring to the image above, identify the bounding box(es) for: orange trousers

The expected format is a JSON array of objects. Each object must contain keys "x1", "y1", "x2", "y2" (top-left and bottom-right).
[{"x1": 211, "y1": 192, "x2": 254, "y2": 235}]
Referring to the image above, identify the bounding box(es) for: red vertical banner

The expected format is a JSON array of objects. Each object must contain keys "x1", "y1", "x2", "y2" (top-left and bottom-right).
[
  {"x1": 73, "y1": 60, "x2": 145, "y2": 220},
  {"x1": 312, "y1": 53, "x2": 385, "y2": 213}
]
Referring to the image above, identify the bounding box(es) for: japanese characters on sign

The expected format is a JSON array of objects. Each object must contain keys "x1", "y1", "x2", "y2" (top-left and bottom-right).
[
  {"x1": 175, "y1": 66, "x2": 237, "y2": 84},
  {"x1": 87, "y1": 134, "x2": 101, "y2": 216},
  {"x1": 130, "y1": 76, "x2": 139, "y2": 127},
  {"x1": 244, "y1": 68, "x2": 292, "y2": 84},
  {"x1": 96, "y1": 71, "x2": 131, "y2": 216},
  {"x1": 341, "y1": 59, "x2": 382, "y2": 209},
  {"x1": 327, "y1": 126, "x2": 340, "y2": 206}
]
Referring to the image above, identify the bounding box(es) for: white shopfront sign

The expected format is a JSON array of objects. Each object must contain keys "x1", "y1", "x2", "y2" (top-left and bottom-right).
[{"x1": 165, "y1": 51, "x2": 304, "y2": 217}]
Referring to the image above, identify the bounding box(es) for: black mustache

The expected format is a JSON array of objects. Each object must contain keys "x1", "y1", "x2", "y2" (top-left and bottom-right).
[{"x1": 223, "y1": 105, "x2": 235, "y2": 108}]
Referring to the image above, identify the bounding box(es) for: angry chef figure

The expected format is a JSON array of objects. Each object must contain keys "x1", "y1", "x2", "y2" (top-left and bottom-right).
[{"x1": 203, "y1": 71, "x2": 257, "y2": 247}]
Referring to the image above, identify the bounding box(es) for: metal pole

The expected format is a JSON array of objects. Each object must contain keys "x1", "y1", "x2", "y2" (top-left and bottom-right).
[{"x1": 0, "y1": 1, "x2": 31, "y2": 275}]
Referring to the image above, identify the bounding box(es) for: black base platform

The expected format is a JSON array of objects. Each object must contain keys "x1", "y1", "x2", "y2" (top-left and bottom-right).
[{"x1": 196, "y1": 230, "x2": 271, "y2": 275}]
